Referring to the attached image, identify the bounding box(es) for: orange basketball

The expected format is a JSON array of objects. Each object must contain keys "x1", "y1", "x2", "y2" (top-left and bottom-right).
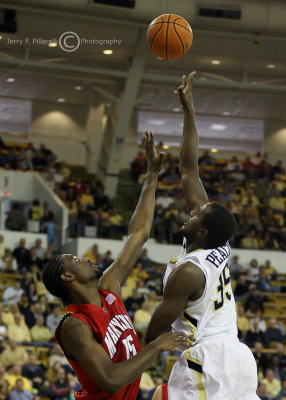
[{"x1": 146, "y1": 14, "x2": 193, "y2": 60}]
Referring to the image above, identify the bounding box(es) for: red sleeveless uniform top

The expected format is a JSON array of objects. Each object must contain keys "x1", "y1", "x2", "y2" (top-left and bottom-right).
[
  {"x1": 162, "y1": 384, "x2": 168, "y2": 400},
  {"x1": 55, "y1": 289, "x2": 141, "y2": 400}
]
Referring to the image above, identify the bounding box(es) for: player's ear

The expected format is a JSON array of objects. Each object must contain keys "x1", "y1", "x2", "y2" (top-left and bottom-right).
[{"x1": 198, "y1": 227, "x2": 208, "y2": 238}]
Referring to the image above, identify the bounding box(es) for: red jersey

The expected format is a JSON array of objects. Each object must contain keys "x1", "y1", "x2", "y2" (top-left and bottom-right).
[
  {"x1": 55, "y1": 289, "x2": 141, "y2": 400},
  {"x1": 162, "y1": 384, "x2": 168, "y2": 400}
]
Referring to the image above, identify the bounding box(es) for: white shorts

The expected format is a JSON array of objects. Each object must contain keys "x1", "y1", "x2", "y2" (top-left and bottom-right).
[{"x1": 168, "y1": 335, "x2": 259, "y2": 400}]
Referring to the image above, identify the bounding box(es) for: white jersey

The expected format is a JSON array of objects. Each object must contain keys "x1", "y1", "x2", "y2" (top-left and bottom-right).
[
  {"x1": 163, "y1": 239, "x2": 237, "y2": 346},
  {"x1": 164, "y1": 239, "x2": 259, "y2": 399}
]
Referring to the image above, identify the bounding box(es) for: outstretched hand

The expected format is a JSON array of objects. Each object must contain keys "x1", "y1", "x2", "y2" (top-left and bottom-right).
[
  {"x1": 174, "y1": 71, "x2": 196, "y2": 111},
  {"x1": 143, "y1": 131, "x2": 166, "y2": 174}
]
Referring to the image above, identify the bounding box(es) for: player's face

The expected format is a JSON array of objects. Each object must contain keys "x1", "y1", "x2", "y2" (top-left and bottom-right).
[
  {"x1": 181, "y1": 203, "x2": 210, "y2": 242},
  {"x1": 61, "y1": 254, "x2": 103, "y2": 282}
]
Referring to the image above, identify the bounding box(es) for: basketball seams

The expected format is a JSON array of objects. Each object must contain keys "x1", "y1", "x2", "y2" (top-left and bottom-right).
[
  {"x1": 172, "y1": 22, "x2": 185, "y2": 58},
  {"x1": 148, "y1": 21, "x2": 191, "y2": 33},
  {"x1": 147, "y1": 14, "x2": 192, "y2": 60},
  {"x1": 165, "y1": 14, "x2": 171, "y2": 60},
  {"x1": 149, "y1": 16, "x2": 164, "y2": 51}
]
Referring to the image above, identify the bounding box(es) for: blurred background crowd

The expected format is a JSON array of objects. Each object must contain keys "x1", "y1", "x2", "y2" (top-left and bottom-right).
[{"x1": 1, "y1": 137, "x2": 286, "y2": 399}]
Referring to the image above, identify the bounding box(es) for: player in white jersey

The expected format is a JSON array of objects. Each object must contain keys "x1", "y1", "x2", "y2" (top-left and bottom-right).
[{"x1": 146, "y1": 72, "x2": 259, "y2": 400}]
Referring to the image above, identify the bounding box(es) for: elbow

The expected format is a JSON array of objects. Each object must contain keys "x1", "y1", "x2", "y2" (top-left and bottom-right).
[
  {"x1": 102, "y1": 376, "x2": 126, "y2": 394},
  {"x1": 98, "y1": 378, "x2": 121, "y2": 394}
]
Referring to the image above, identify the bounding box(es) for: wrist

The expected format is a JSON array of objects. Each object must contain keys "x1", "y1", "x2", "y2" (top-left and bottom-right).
[
  {"x1": 149, "y1": 338, "x2": 161, "y2": 353},
  {"x1": 145, "y1": 170, "x2": 159, "y2": 179}
]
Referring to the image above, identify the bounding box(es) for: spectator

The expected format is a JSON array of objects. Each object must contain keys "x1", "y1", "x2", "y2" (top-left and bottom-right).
[
  {"x1": 133, "y1": 302, "x2": 152, "y2": 333},
  {"x1": 45, "y1": 361, "x2": 62, "y2": 383},
  {"x1": 257, "y1": 267, "x2": 280, "y2": 293},
  {"x1": 9, "y1": 378, "x2": 33, "y2": 400},
  {"x1": 25, "y1": 303, "x2": 44, "y2": 329},
  {"x1": 253, "y1": 342, "x2": 269, "y2": 376},
  {"x1": 275, "y1": 380, "x2": 286, "y2": 400},
  {"x1": 30, "y1": 316, "x2": 53, "y2": 345},
  {"x1": 0, "y1": 314, "x2": 8, "y2": 341},
  {"x1": 2, "y1": 304, "x2": 25, "y2": 327},
  {"x1": 49, "y1": 367, "x2": 73, "y2": 400},
  {"x1": 28, "y1": 248, "x2": 42, "y2": 271},
  {"x1": 262, "y1": 369, "x2": 281, "y2": 399},
  {"x1": 12, "y1": 239, "x2": 30, "y2": 272},
  {"x1": 22, "y1": 353, "x2": 46, "y2": 390},
  {"x1": 241, "y1": 189, "x2": 260, "y2": 207},
  {"x1": 5, "y1": 204, "x2": 27, "y2": 231},
  {"x1": 131, "y1": 151, "x2": 147, "y2": 182},
  {"x1": 33, "y1": 239, "x2": 46, "y2": 260},
  {"x1": 155, "y1": 190, "x2": 173, "y2": 210},
  {"x1": 245, "y1": 317, "x2": 268, "y2": 347},
  {"x1": 229, "y1": 255, "x2": 245, "y2": 280},
  {"x1": 198, "y1": 150, "x2": 215, "y2": 166},
  {"x1": 124, "y1": 289, "x2": 145, "y2": 319},
  {"x1": 0, "y1": 379, "x2": 9, "y2": 400},
  {"x1": 234, "y1": 274, "x2": 250, "y2": 300},
  {"x1": 269, "y1": 190, "x2": 285, "y2": 215},
  {"x1": 7, "y1": 314, "x2": 31, "y2": 343},
  {"x1": 264, "y1": 260, "x2": 277, "y2": 280},
  {"x1": 256, "y1": 382, "x2": 272, "y2": 400},
  {"x1": 244, "y1": 287, "x2": 265, "y2": 314},
  {"x1": 0, "y1": 248, "x2": 18, "y2": 272},
  {"x1": 84, "y1": 244, "x2": 101, "y2": 263},
  {"x1": 265, "y1": 318, "x2": 284, "y2": 345},
  {"x1": 29, "y1": 199, "x2": 44, "y2": 222},
  {"x1": 249, "y1": 311, "x2": 267, "y2": 332},
  {"x1": 275, "y1": 343, "x2": 286, "y2": 370},
  {"x1": 241, "y1": 230, "x2": 262, "y2": 249},
  {"x1": 105, "y1": 207, "x2": 127, "y2": 239},
  {"x1": 80, "y1": 187, "x2": 94, "y2": 210},
  {"x1": 237, "y1": 305, "x2": 249, "y2": 340},
  {"x1": 27, "y1": 283, "x2": 38, "y2": 304},
  {"x1": 6, "y1": 364, "x2": 33, "y2": 393},
  {"x1": 21, "y1": 273, "x2": 34, "y2": 296},
  {"x1": 2, "y1": 280, "x2": 24, "y2": 305},
  {"x1": 101, "y1": 251, "x2": 114, "y2": 271},
  {"x1": 46, "y1": 306, "x2": 62, "y2": 333},
  {"x1": 0, "y1": 339, "x2": 28, "y2": 368},
  {"x1": 43, "y1": 212, "x2": 57, "y2": 250}
]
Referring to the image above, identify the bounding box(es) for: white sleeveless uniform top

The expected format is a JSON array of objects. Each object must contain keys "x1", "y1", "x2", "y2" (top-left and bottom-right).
[{"x1": 163, "y1": 239, "x2": 237, "y2": 346}]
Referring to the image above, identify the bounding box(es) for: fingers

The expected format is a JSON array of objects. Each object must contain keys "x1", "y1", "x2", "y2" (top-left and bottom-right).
[
  {"x1": 182, "y1": 74, "x2": 187, "y2": 87},
  {"x1": 172, "y1": 332, "x2": 189, "y2": 343},
  {"x1": 186, "y1": 71, "x2": 196, "y2": 91},
  {"x1": 143, "y1": 130, "x2": 154, "y2": 148}
]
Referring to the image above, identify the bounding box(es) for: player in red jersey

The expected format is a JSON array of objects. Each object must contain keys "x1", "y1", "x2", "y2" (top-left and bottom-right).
[
  {"x1": 42, "y1": 131, "x2": 188, "y2": 400},
  {"x1": 153, "y1": 384, "x2": 168, "y2": 400}
]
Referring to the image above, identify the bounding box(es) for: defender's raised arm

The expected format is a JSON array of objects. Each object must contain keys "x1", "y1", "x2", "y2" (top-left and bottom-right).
[{"x1": 100, "y1": 131, "x2": 165, "y2": 297}]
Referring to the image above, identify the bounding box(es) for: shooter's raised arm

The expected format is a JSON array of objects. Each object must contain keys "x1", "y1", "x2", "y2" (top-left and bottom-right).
[{"x1": 175, "y1": 72, "x2": 208, "y2": 211}]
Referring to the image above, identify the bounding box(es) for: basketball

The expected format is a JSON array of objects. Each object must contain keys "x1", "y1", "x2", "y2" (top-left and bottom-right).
[{"x1": 146, "y1": 14, "x2": 193, "y2": 60}]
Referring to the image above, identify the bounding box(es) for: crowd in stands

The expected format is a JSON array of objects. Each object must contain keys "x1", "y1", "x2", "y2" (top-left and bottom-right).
[
  {"x1": 132, "y1": 149, "x2": 286, "y2": 250},
  {"x1": 1, "y1": 138, "x2": 285, "y2": 251},
  {"x1": 0, "y1": 232, "x2": 285, "y2": 399}
]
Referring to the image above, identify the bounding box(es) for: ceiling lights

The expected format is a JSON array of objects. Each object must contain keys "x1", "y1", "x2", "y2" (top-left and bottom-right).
[
  {"x1": 48, "y1": 42, "x2": 58, "y2": 48},
  {"x1": 6, "y1": 77, "x2": 15, "y2": 83},
  {"x1": 103, "y1": 49, "x2": 113, "y2": 55},
  {"x1": 211, "y1": 60, "x2": 221, "y2": 65},
  {"x1": 57, "y1": 98, "x2": 65, "y2": 102},
  {"x1": 211, "y1": 124, "x2": 227, "y2": 131},
  {"x1": 74, "y1": 85, "x2": 83, "y2": 91}
]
